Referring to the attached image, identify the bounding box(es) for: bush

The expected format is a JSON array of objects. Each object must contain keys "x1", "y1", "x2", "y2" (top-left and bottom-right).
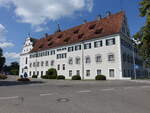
[
  {"x1": 57, "y1": 75, "x2": 65, "y2": 80},
  {"x1": 72, "y1": 75, "x2": 81, "y2": 80},
  {"x1": 32, "y1": 75, "x2": 38, "y2": 78},
  {"x1": 47, "y1": 68, "x2": 57, "y2": 76},
  {"x1": 42, "y1": 68, "x2": 57, "y2": 79},
  {"x1": 42, "y1": 75, "x2": 57, "y2": 79},
  {"x1": 17, "y1": 78, "x2": 30, "y2": 82},
  {"x1": 95, "y1": 75, "x2": 106, "y2": 80},
  {"x1": 0, "y1": 75, "x2": 7, "y2": 80}
]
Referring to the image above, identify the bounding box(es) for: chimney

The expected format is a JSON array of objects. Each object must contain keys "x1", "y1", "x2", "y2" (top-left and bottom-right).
[
  {"x1": 55, "y1": 24, "x2": 61, "y2": 33},
  {"x1": 96, "y1": 14, "x2": 102, "y2": 21}
]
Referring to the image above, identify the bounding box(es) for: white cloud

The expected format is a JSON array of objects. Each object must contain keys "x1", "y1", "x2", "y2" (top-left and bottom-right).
[
  {"x1": 0, "y1": 0, "x2": 93, "y2": 31},
  {"x1": 0, "y1": 42, "x2": 14, "y2": 48},
  {"x1": 0, "y1": 24, "x2": 7, "y2": 42},
  {"x1": 0, "y1": 24, "x2": 15, "y2": 48},
  {"x1": 4, "y1": 52, "x2": 20, "y2": 60}
]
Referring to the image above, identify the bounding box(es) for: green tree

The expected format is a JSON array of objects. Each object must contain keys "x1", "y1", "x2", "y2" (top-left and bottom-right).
[
  {"x1": 134, "y1": 0, "x2": 150, "y2": 66},
  {"x1": 9, "y1": 62, "x2": 19, "y2": 75},
  {"x1": 0, "y1": 48, "x2": 5, "y2": 72}
]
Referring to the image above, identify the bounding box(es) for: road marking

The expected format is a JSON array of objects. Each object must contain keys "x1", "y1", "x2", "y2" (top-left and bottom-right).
[
  {"x1": 78, "y1": 90, "x2": 91, "y2": 93},
  {"x1": 123, "y1": 86, "x2": 134, "y2": 90},
  {"x1": 101, "y1": 88, "x2": 114, "y2": 91},
  {"x1": 40, "y1": 93, "x2": 53, "y2": 96},
  {"x1": 140, "y1": 86, "x2": 150, "y2": 88},
  {"x1": 0, "y1": 96, "x2": 19, "y2": 100}
]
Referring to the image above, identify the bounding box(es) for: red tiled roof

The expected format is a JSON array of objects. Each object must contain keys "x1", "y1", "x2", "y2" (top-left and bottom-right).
[{"x1": 30, "y1": 11, "x2": 124, "y2": 53}]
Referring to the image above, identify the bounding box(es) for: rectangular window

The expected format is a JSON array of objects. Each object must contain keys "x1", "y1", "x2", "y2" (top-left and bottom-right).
[
  {"x1": 76, "y1": 57, "x2": 80, "y2": 64},
  {"x1": 57, "y1": 65, "x2": 60, "y2": 70},
  {"x1": 75, "y1": 45, "x2": 81, "y2": 51},
  {"x1": 51, "y1": 60, "x2": 54, "y2": 66},
  {"x1": 76, "y1": 70, "x2": 80, "y2": 75},
  {"x1": 25, "y1": 57, "x2": 28, "y2": 64},
  {"x1": 96, "y1": 55, "x2": 102, "y2": 63},
  {"x1": 86, "y1": 70, "x2": 90, "y2": 77},
  {"x1": 106, "y1": 38, "x2": 115, "y2": 46},
  {"x1": 97, "y1": 69, "x2": 101, "y2": 75},
  {"x1": 29, "y1": 71, "x2": 31, "y2": 76},
  {"x1": 68, "y1": 46, "x2": 74, "y2": 52},
  {"x1": 30, "y1": 63, "x2": 32, "y2": 68},
  {"x1": 51, "y1": 50, "x2": 55, "y2": 55},
  {"x1": 62, "y1": 64, "x2": 65, "y2": 70},
  {"x1": 62, "y1": 53, "x2": 67, "y2": 58},
  {"x1": 41, "y1": 61, "x2": 44, "y2": 66},
  {"x1": 94, "y1": 41, "x2": 102, "y2": 48},
  {"x1": 57, "y1": 54, "x2": 61, "y2": 59},
  {"x1": 33, "y1": 62, "x2": 36, "y2": 67},
  {"x1": 84, "y1": 43, "x2": 91, "y2": 49},
  {"x1": 45, "y1": 61, "x2": 49, "y2": 66},
  {"x1": 108, "y1": 54, "x2": 115, "y2": 61},
  {"x1": 109, "y1": 69, "x2": 115, "y2": 77},
  {"x1": 69, "y1": 70, "x2": 72, "y2": 77},
  {"x1": 37, "y1": 62, "x2": 39, "y2": 67}
]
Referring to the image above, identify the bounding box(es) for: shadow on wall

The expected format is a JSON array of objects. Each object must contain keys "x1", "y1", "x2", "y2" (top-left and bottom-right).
[{"x1": 0, "y1": 80, "x2": 45, "y2": 87}]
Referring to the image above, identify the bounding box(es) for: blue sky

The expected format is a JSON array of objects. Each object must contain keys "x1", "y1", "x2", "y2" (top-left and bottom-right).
[{"x1": 0, "y1": 0, "x2": 145, "y2": 65}]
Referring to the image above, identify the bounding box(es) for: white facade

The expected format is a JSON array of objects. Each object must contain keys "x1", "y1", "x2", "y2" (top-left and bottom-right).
[
  {"x1": 19, "y1": 13, "x2": 149, "y2": 80},
  {"x1": 20, "y1": 34, "x2": 135, "y2": 80}
]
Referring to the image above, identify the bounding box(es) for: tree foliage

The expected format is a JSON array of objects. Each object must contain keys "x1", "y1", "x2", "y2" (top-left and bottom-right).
[
  {"x1": 3, "y1": 62, "x2": 19, "y2": 75},
  {"x1": 134, "y1": 0, "x2": 150, "y2": 66},
  {"x1": 0, "y1": 48, "x2": 5, "y2": 72}
]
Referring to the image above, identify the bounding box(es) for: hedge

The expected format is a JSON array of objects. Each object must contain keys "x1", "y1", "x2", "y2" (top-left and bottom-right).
[
  {"x1": 95, "y1": 75, "x2": 106, "y2": 80},
  {"x1": 57, "y1": 75, "x2": 65, "y2": 80},
  {"x1": 72, "y1": 75, "x2": 81, "y2": 80}
]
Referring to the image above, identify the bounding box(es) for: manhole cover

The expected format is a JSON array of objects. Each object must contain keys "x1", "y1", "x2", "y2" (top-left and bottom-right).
[{"x1": 56, "y1": 98, "x2": 70, "y2": 103}]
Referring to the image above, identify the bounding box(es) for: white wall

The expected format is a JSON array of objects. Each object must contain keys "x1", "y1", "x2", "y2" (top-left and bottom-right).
[{"x1": 20, "y1": 34, "x2": 126, "y2": 80}]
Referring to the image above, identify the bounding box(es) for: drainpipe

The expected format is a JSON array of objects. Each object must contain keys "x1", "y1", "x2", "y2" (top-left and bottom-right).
[
  {"x1": 81, "y1": 41, "x2": 85, "y2": 80},
  {"x1": 132, "y1": 40, "x2": 136, "y2": 79}
]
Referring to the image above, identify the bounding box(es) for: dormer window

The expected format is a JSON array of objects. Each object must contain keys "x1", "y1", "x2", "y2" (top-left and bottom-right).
[
  {"x1": 73, "y1": 29, "x2": 79, "y2": 34},
  {"x1": 48, "y1": 42, "x2": 53, "y2": 46},
  {"x1": 78, "y1": 33, "x2": 84, "y2": 39},
  {"x1": 89, "y1": 24, "x2": 96, "y2": 30},
  {"x1": 57, "y1": 34, "x2": 63, "y2": 39},
  {"x1": 64, "y1": 37, "x2": 70, "y2": 42},
  {"x1": 47, "y1": 37, "x2": 52, "y2": 41},
  {"x1": 95, "y1": 28, "x2": 103, "y2": 34},
  {"x1": 39, "y1": 44, "x2": 43, "y2": 49}
]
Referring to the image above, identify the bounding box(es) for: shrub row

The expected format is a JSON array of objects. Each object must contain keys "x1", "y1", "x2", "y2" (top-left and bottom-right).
[
  {"x1": 95, "y1": 75, "x2": 106, "y2": 80},
  {"x1": 40, "y1": 68, "x2": 106, "y2": 81},
  {"x1": 17, "y1": 78, "x2": 30, "y2": 82},
  {"x1": 32, "y1": 75, "x2": 38, "y2": 78},
  {"x1": 72, "y1": 75, "x2": 81, "y2": 80}
]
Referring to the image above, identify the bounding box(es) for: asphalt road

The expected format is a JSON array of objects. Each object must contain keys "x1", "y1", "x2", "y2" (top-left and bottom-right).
[{"x1": 0, "y1": 76, "x2": 150, "y2": 113}]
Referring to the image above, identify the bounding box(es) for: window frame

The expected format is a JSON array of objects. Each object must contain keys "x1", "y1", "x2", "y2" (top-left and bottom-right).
[
  {"x1": 108, "y1": 53, "x2": 115, "y2": 61},
  {"x1": 85, "y1": 56, "x2": 91, "y2": 64}
]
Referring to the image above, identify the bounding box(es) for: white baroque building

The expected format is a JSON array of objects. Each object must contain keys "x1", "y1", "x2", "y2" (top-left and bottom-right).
[{"x1": 19, "y1": 11, "x2": 149, "y2": 80}]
